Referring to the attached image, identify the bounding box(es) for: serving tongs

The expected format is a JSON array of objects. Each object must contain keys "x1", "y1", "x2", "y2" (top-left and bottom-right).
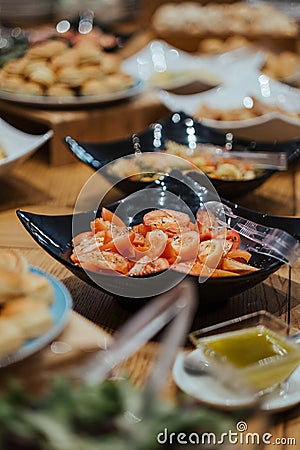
[
  {"x1": 175, "y1": 171, "x2": 300, "y2": 266},
  {"x1": 200, "y1": 200, "x2": 300, "y2": 266},
  {"x1": 193, "y1": 144, "x2": 288, "y2": 170},
  {"x1": 75, "y1": 280, "x2": 197, "y2": 406}
]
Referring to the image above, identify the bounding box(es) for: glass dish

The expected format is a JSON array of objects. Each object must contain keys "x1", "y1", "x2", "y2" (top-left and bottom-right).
[{"x1": 189, "y1": 311, "x2": 300, "y2": 396}]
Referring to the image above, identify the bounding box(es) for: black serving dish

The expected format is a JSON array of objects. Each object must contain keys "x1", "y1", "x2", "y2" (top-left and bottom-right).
[
  {"x1": 17, "y1": 171, "x2": 295, "y2": 306},
  {"x1": 64, "y1": 111, "x2": 300, "y2": 200}
]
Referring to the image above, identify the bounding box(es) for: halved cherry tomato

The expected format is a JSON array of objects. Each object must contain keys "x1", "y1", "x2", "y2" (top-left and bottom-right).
[
  {"x1": 71, "y1": 207, "x2": 252, "y2": 279},
  {"x1": 210, "y1": 268, "x2": 239, "y2": 277},
  {"x1": 143, "y1": 209, "x2": 190, "y2": 234},
  {"x1": 79, "y1": 250, "x2": 130, "y2": 274},
  {"x1": 199, "y1": 231, "x2": 213, "y2": 242},
  {"x1": 132, "y1": 223, "x2": 150, "y2": 236},
  {"x1": 173, "y1": 260, "x2": 204, "y2": 276},
  {"x1": 72, "y1": 231, "x2": 93, "y2": 246},
  {"x1": 198, "y1": 239, "x2": 223, "y2": 269},
  {"x1": 101, "y1": 207, "x2": 126, "y2": 227},
  {"x1": 132, "y1": 232, "x2": 145, "y2": 247},
  {"x1": 222, "y1": 257, "x2": 258, "y2": 273},
  {"x1": 225, "y1": 229, "x2": 241, "y2": 250},
  {"x1": 144, "y1": 229, "x2": 168, "y2": 260},
  {"x1": 110, "y1": 228, "x2": 135, "y2": 260},
  {"x1": 129, "y1": 257, "x2": 169, "y2": 276},
  {"x1": 227, "y1": 249, "x2": 252, "y2": 263},
  {"x1": 170, "y1": 230, "x2": 199, "y2": 261}
]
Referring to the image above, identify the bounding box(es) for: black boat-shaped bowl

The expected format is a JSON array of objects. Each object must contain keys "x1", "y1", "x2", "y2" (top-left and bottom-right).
[{"x1": 64, "y1": 111, "x2": 300, "y2": 200}]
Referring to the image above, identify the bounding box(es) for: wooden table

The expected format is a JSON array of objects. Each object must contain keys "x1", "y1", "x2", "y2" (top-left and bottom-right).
[
  {"x1": 1, "y1": 143, "x2": 300, "y2": 448},
  {"x1": 0, "y1": 92, "x2": 169, "y2": 166}
]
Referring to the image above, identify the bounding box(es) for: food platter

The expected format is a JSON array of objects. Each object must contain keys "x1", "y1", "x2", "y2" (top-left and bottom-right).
[
  {"x1": 16, "y1": 172, "x2": 286, "y2": 305},
  {"x1": 157, "y1": 78, "x2": 300, "y2": 142},
  {"x1": 0, "y1": 266, "x2": 72, "y2": 368},
  {"x1": 64, "y1": 111, "x2": 300, "y2": 200},
  {"x1": 0, "y1": 78, "x2": 144, "y2": 109}
]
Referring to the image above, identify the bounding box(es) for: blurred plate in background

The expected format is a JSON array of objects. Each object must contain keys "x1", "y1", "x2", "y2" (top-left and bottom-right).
[{"x1": 0, "y1": 119, "x2": 53, "y2": 177}]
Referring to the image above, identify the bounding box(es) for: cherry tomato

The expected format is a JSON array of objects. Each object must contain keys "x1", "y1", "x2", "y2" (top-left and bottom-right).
[
  {"x1": 101, "y1": 207, "x2": 126, "y2": 227},
  {"x1": 79, "y1": 250, "x2": 130, "y2": 274},
  {"x1": 170, "y1": 230, "x2": 199, "y2": 261},
  {"x1": 143, "y1": 209, "x2": 190, "y2": 234},
  {"x1": 222, "y1": 257, "x2": 258, "y2": 273},
  {"x1": 128, "y1": 257, "x2": 169, "y2": 276},
  {"x1": 198, "y1": 239, "x2": 223, "y2": 269},
  {"x1": 72, "y1": 231, "x2": 93, "y2": 246},
  {"x1": 226, "y1": 229, "x2": 241, "y2": 250}
]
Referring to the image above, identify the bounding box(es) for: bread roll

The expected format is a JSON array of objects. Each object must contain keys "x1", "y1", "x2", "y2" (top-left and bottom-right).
[
  {"x1": 0, "y1": 249, "x2": 28, "y2": 274},
  {"x1": 21, "y1": 272, "x2": 54, "y2": 305},
  {"x1": 0, "y1": 319, "x2": 24, "y2": 359},
  {"x1": 0, "y1": 268, "x2": 24, "y2": 303},
  {"x1": 9, "y1": 308, "x2": 53, "y2": 340}
]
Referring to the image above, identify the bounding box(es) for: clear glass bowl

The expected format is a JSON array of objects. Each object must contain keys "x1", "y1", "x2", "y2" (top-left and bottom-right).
[{"x1": 189, "y1": 310, "x2": 300, "y2": 396}]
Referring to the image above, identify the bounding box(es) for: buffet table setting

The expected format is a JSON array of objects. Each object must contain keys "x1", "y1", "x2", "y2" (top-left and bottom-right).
[{"x1": 2, "y1": 1, "x2": 300, "y2": 449}]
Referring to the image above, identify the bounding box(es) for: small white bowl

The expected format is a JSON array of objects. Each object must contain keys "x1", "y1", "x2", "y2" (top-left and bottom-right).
[
  {"x1": 0, "y1": 119, "x2": 53, "y2": 177},
  {"x1": 122, "y1": 39, "x2": 224, "y2": 90},
  {"x1": 158, "y1": 76, "x2": 300, "y2": 142}
]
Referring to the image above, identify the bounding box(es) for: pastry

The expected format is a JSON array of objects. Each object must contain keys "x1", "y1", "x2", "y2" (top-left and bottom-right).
[
  {"x1": 0, "y1": 74, "x2": 24, "y2": 93},
  {"x1": 0, "y1": 36, "x2": 128, "y2": 98},
  {"x1": 74, "y1": 42, "x2": 103, "y2": 65},
  {"x1": 78, "y1": 64, "x2": 103, "y2": 80},
  {"x1": 28, "y1": 65, "x2": 56, "y2": 87},
  {"x1": 56, "y1": 67, "x2": 87, "y2": 87},
  {"x1": 0, "y1": 268, "x2": 26, "y2": 302},
  {"x1": 0, "y1": 319, "x2": 24, "y2": 359},
  {"x1": 16, "y1": 81, "x2": 44, "y2": 96},
  {"x1": 1, "y1": 57, "x2": 27, "y2": 75},
  {"x1": 80, "y1": 79, "x2": 111, "y2": 96},
  {"x1": 21, "y1": 272, "x2": 54, "y2": 305},
  {"x1": 100, "y1": 54, "x2": 120, "y2": 74},
  {"x1": 26, "y1": 39, "x2": 68, "y2": 59},
  {"x1": 51, "y1": 48, "x2": 80, "y2": 70},
  {"x1": 0, "y1": 249, "x2": 28, "y2": 274},
  {"x1": 105, "y1": 73, "x2": 134, "y2": 91},
  {"x1": 46, "y1": 84, "x2": 75, "y2": 97},
  {"x1": 6, "y1": 308, "x2": 53, "y2": 340}
]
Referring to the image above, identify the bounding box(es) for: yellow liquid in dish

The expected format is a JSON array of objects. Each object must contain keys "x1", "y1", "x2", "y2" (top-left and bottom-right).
[{"x1": 201, "y1": 326, "x2": 300, "y2": 393}]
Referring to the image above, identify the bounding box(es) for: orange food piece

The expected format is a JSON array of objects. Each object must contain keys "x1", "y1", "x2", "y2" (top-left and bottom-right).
[{"x1": 71, "y1": 207, "x2": 254, "y2": 279}]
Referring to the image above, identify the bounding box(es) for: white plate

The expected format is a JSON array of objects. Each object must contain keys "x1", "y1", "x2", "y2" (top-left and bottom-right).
[
  {"x1": 158, "y1": 76, "x2": 300, "y2": 142},
  {"x1": 0, "y1": 119, "x2": 53, "y2": 177},
  {"x1": 122, "y1": 40, "x2": 224, "y2": 90},
  {"x1": 173, "y1": 350, "x2": 300, "y2": 413},
  {"x1": 0, "y1": 266, "x2": 73, "y2": 368},
  {"x1": 0, "y1": 79, "x2": 144, "y2": 109}
]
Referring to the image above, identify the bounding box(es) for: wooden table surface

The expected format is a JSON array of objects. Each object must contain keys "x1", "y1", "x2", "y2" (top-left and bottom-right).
[{"x1": 1, "y1": 136, "x2": 300, "y2": 448}]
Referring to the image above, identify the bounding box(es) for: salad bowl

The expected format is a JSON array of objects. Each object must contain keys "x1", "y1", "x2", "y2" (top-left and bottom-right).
[
  {"x1": 16, "y1": 171, "x2": 294, "y2": 306},
  {"x1": 64, "y1": 112, "x2": 300, "y2": 200}
]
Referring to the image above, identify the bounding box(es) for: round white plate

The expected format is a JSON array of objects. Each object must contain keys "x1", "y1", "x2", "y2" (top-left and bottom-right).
[
  {"x1": 173, "y1": 350, "x2": 300, "y2": 413},
  {"x1": 0, "y1": 266, "x2": 73, "y2": 368}
]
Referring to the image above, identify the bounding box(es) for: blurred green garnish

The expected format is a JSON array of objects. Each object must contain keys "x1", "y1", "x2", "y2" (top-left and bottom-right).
[
  {"x1": 0, "y1": 32, "x2": 28, "y2": 68},
  {"x1": 0, "y1": 376, "x2": 234, "y2": 450}
]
